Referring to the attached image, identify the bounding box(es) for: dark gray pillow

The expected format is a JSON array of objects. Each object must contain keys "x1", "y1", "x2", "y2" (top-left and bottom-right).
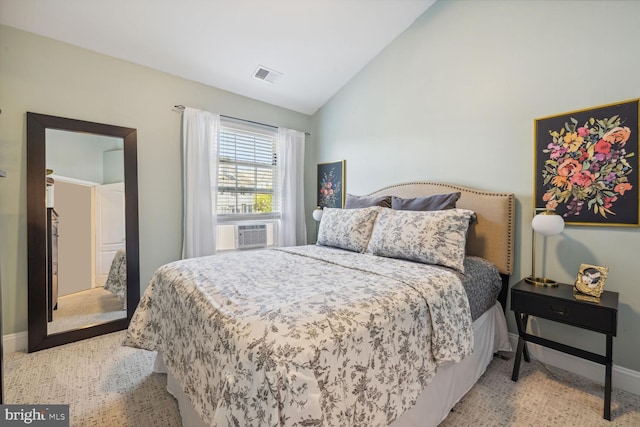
[
  {"x1": 344, "y1": 193, "x2": 392, "y2": 209},
  {"x1": 391, "y1": 192, "x2": 461, "y2": 211}
]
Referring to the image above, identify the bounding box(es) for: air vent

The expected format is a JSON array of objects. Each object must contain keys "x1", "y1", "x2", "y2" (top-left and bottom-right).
[{"x1": 253, "y1": 65, "x2": 283, "y2": 84}]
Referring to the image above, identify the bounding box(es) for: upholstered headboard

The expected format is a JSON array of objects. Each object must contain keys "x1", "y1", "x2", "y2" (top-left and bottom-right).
[{"x1": 368, "y1": 182, "x2": 515, "y2": 276}]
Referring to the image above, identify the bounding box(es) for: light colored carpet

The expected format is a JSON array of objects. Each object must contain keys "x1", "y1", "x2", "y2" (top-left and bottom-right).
[
  {"x1": 5, "y1": 331, "x2": 640, "y2": 426},
  {"x1": 440, "y1": 355, "x2": 640, "y2": 427},
  {"x1": 48, "y1": 287, "x2": 126, "y2": 334},
  {"x1": 5, "y1": 332, "x2": 180, "y2": 427}
]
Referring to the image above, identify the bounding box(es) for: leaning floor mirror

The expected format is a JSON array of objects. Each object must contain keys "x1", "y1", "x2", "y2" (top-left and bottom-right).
[{"x1": 26, "y1": 112, "x2": 140, "y2": 352}]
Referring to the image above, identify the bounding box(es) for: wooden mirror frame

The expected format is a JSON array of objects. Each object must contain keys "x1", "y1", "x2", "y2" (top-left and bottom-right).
[{"x1": 26, "y1": 112, "x2": 140, "y2": 352}]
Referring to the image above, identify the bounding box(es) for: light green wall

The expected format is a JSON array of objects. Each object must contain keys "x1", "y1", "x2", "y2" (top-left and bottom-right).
[
  {"x1": 0, "y1": 25, "x2": 311, "y2": 335},
  {"x1": 311, "y1": 0, "x2": 640, "y2": 371}
]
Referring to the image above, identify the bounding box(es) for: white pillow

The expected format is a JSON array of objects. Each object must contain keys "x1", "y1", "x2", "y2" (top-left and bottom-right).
[
  {"x1": 367, "y1": 208, "x2": 475, "y2": 273},
  {"x1": 316, "y1": 206, "x2": 381, "y2": 253}
]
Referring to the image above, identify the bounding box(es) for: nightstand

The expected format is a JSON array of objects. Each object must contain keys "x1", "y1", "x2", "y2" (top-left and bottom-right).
[{"x1": 510, "y1": 279, "x2": 619, "y2": 420}]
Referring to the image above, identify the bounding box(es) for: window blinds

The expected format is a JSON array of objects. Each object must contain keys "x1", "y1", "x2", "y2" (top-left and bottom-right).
[{"x1": 217, "y1": 125, "x2": 279, "y2": 217}]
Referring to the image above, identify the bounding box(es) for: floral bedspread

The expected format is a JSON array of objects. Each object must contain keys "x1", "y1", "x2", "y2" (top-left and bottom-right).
[
  {"x1": 104, "y1": 248, "x2": 126, "y2": 299},
  {"x1": 123, "y1": 245, "x2": 473, "y2": 427}
]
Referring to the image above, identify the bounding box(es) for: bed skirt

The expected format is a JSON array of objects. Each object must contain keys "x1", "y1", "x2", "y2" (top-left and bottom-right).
[{"x1": 154, "y1": 302, "x2": 511, "y2": 427}]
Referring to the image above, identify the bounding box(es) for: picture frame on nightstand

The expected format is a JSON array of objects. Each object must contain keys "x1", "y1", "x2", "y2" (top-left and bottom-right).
[{"x1": 574, "y1": 263, "x2": 608, "y2": 299}]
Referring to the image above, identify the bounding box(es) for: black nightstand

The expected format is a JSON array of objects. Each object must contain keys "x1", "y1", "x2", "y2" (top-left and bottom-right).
[{"x1": 510, "y1": 279, "x2": 619, "y2": 421}]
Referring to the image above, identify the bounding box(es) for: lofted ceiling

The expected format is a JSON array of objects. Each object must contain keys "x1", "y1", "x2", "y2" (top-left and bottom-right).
[{"x1": 0, "y1": 0, "x2": 436, "y2": 115}]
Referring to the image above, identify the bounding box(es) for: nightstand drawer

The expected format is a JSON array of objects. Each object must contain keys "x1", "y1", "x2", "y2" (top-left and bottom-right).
[{"x1": 511, "y1": 290, "x2": 616, "y2": 335}]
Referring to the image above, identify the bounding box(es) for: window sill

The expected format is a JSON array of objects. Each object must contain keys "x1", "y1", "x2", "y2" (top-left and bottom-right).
[{"x1": 216, "y1": 245, "x2": 277, "y2": 254}]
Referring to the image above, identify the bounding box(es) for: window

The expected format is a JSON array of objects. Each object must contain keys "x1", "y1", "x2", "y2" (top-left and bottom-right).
[
  {"x1": 217, "y1": 120, "x2": 279, "y2": 220},
  {"x1": 216, "y1": 119, "x2": 280, "y2": 250},
  {"x1": 215, "y1": 119, "x2": 280, "y2": 250}
]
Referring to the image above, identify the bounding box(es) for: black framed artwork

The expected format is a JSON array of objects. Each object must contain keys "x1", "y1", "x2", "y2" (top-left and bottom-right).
[
  {"x1": 317, "y1": 160, "x2": 345, "y2": 209},
  {"x1": 534, "y1": 99, "x2": 639, "y2": 226}
]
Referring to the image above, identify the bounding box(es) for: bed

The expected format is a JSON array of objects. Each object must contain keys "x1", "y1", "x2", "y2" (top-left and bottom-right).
[{"x1": 124, "y1": 182, "x2": 515, "y2": 427}]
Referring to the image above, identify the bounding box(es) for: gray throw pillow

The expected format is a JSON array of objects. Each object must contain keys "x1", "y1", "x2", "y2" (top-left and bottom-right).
[
  {"x1": 344, "y1": 193, "x2": 392, "y2": 209},
  {"x1": 391, "y1": 192, "x2": 460, "y2": 211}
]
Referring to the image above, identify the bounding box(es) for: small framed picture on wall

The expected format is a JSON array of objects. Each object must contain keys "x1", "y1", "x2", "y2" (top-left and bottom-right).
[{"x1": 317, "y1": 160, "x2": 345, "y2": 208}]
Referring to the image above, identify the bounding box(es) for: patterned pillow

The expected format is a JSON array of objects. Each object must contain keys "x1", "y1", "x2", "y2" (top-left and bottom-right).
[
  {"x1": 344, "y1": 193, "x2": 392, "y2": 209},
  {"x1": 367, "y1": 208, "x2": 476, "y2": 273},
  {"x1": 317, "y1": 206, "x2": 381, "y2": 252},
  {"x1": 391, "y1": 192, "x2": 460, "y2": 211}
]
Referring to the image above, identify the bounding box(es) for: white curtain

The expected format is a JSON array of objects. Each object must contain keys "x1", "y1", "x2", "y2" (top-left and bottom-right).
[
  {"x1": 278, "y1": 128, "x2": 307, "y2": 246},
  {"x1": 181, "y1": 107, "x2": 220, "y2": 259}
]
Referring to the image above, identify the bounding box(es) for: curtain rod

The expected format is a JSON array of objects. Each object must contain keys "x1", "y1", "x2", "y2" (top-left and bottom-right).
[{"x1": 173, "y1": 105, "x2": 310, "y2": 136}]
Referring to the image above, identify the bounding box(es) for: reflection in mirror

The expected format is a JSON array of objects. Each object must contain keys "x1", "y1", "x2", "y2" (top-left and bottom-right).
[
  {"x1": 45, "y1": 130, "x2": 127, "y2": 335},
  {"x1": 27, "y1": 112, "x2": 139, "y2": 352}
]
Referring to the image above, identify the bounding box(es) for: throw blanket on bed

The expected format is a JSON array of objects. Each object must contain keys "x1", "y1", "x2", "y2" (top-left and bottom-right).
[{"x1": 123, "y1": 245, "x2": 473, "y2": 427}]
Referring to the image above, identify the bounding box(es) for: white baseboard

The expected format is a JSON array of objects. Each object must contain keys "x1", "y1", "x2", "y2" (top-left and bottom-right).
[
  {"x1": 508, "y1": 333, "x2": 640, "y2": 396},
  {"x1": 3, "y1": 331, "x2": 28, "y2": 354}
]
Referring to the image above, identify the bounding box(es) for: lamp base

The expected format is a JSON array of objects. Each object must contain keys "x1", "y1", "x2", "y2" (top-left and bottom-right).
[{"x1": 524, "y1": 276, "x2": 559, "y2": 287}]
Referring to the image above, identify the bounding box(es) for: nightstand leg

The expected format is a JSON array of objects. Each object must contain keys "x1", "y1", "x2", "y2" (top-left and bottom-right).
[
  {"x1": 511, "y1": 336, "x2": 525, "y2": 381},
  {"x1": 519, "y1": 313, "x2": 531, "y2": 362},
  {"x1": 604, "y1": 334, "x2": 613, "y2": 420},
  {"x1": 511, "y1": 311, "x2": 530, "y2": 381}
]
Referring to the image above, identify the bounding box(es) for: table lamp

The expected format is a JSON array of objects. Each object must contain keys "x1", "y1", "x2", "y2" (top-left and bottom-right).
[
  {"x1": 312, "y1": 206, "x2": 324, "y2": 222},
  {"x1": 525, "y1": 208, "x2": 565, "y2": 286},
  {"x1": 312, "y1": 207, "x2": 323, "y2": 242}
]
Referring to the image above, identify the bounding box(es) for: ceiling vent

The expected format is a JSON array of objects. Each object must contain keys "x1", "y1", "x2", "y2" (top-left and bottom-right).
[{"x1": 253, "y1": 65, "x2": 283, "y2": 84}]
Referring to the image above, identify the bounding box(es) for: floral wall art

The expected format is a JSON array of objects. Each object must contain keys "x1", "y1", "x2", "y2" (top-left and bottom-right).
[
  {"x1": 535, "y1": 100, "x2": 639, "y2": 226},
  {"x1": 317, "y1": 160, "x2": 345, "y2": 209}
]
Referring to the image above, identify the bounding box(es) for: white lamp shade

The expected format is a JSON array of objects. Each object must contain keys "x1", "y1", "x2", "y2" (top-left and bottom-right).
[
  {"x1": 312, "y1": 207, "x2": 324, "y2": 222},
  {"x1": 531, "y1": 211, "x2": 564, "y2": 236}
]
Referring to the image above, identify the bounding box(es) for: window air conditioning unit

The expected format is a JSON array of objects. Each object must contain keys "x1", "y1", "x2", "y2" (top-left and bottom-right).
[{"x1": 236, "y1": 224, "x2": 267, "y2": 249}]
